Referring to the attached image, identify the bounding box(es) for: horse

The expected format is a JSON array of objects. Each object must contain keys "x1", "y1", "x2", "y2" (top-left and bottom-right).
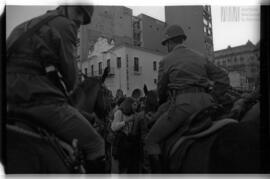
[
  {"x1": 70, "y1": 67, "x2": 112, "y2": 121},
  {"x1": 70, "y1": 69, "x2": 114, "y2": 173},
  {"x1": 143, "y1": 86, "x2": 261, "y2": 173},
  {"x1": 5, "y1": 68, "x2": 112, "y2": 174}
]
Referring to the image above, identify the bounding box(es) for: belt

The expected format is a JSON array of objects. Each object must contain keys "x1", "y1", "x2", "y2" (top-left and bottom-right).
[{"x1": 170, "y1": 87, "x2": 206, "y2": 96}]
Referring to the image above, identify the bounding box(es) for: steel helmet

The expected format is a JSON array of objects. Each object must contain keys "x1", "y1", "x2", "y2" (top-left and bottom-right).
[
  {"x1": 161, "y1": 24, "x2": 187, "y2": 46},
  {"x1": 77, "y1": 6, "x2": 94, "y2": 25}
]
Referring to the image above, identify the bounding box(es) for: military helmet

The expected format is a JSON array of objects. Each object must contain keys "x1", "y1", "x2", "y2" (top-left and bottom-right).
[
  {"x1": 161, "y1": 24, "x2": 187, "y2": 46},
  {"x1": 78, "y1": 6, "x2": 94, "y2": 25}
]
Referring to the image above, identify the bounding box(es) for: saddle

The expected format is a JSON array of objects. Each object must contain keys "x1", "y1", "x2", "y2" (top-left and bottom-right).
[
  {"x1": 162, "y1": 104, "x2": 238, "y2": 172},
  {"x1": 6, "y1": 111, "x2": 85, "y2": 173},
  {"x1": 169, "y1": 118, "x2": 238, "y2": 157}
]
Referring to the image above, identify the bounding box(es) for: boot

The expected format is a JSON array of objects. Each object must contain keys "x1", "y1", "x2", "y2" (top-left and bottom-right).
[
  {"x1": 149, "y1": 154, "x2": 163, "y2": 173},
  {"x1": 84, "y1": 156, "x2": 107, "y2": 174}
]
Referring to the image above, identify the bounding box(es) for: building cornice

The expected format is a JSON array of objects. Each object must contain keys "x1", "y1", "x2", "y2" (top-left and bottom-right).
[
  {"x1": 136, "y1": 13, "x2": 165, "y2": 24},
  {"x1": 108, "y1": 44, "x2": 166, "y2": 56}
]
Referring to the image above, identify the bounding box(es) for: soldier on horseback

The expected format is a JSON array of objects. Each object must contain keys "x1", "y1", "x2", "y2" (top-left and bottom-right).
[
  {"x1": 144, "y1": 24, "x2": 230, "y2": 173},
  {"x1": 6, "y1": 5, "x2": 105, "y2": 173}
]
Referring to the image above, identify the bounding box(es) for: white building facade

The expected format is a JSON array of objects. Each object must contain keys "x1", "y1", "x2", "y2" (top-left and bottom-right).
[
  {"x1": 214, "y1": 41, "x2": 260, "y2": 91},
  {"x1": 80, "y1": 38, "x2": 165, "y2": 96},
  {"x1": 228, "y1": 71, "x2": 249, "y2": 90}
]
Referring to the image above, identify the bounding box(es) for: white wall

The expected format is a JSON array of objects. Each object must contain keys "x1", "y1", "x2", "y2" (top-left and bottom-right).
[
  {"x1": 228, "y1": 71, "x2": 248, "y2": 90},
  {"x1": 125, "y1": 47, "x2": 161, "y2": 96},
  {"x1": 81, "y1": 45, "x2": 164, "y2": 97}
]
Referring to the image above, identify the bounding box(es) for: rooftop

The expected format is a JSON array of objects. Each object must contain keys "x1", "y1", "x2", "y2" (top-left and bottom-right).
[{"x1": 214, "y1": 40, "x2": 256, "y2": 57}]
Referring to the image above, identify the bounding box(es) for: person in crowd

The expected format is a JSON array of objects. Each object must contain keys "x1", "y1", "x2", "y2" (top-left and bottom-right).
[
  {"x1": 131, "y1": 88, "x2": 142, "y2": 101},
  {"x1": 144, "y1": 24, "x2": 230, "y2": 173},
  {"x1": 138, "y1": 97, "x2": 146, "y2": 112},
  {"x1": 6, "y1": 5, "x2": 105, "y2": 173},
  {"x1": 114, "y1": 89, "x2": 124, "y2": 103},
  {"x1": 111, "y1": 97, "x2": 141, "y2": 173}
]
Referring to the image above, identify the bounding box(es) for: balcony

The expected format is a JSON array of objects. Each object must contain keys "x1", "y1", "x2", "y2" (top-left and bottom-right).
[
  {"x1": 133, "y1": 66, "x2": 142, "y2": 75},
  {"x1": 107, "y1": 67, "x2": 115, "y2": 76}
]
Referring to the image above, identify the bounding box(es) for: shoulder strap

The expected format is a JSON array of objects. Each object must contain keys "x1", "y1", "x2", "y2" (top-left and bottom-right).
[{"x1": 7, "y1": 14, "x2": 61, "y2": 60}]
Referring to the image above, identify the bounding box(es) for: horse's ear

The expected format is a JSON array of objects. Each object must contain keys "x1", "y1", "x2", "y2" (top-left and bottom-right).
[
  {"x1": 78, "y1": 71, "x2": 87, "y2": 82},
  {"x1": 81, "y1": 73, "x2": 89, "y2": 82},
  {"x1": 101, "y1": 67, "x2": 109, "y2": 83},
  {"x1": 143, "y1": 84, "x2": 148, "y2": 95}
]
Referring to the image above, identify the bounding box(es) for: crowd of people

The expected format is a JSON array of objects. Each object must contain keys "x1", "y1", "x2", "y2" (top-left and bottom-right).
[
  {"x1": 6, "y1": 5, "x2": 260, "y2": 174},
  {"x1": 100, "y1": 87, "x2": 159, "y2": 173}
]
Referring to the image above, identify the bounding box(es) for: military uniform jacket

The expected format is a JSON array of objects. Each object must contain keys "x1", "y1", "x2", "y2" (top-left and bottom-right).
[
  {"x1": 7, "y1": 9, "x2": 79, "y2": 105},
  {"x1": 158, "y1": 44, "x2": 230, "y2": 103}
]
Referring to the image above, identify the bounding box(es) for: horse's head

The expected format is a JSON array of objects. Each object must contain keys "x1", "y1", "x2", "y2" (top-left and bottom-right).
[
  {"x1": 94, "y1": 83, "x2": 113, "y2": 119},
  {"x1": 70, "y1": 67, "x2": 112, "y2": 119},
  {"x1": 143, "y1": 84, "x2": 159, "y2": 113}
]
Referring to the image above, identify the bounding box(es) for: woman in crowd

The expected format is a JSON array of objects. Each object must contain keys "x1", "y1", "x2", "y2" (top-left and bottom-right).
[{"x1": 111, "y1": 97, "x2": 140, "y2": 173}]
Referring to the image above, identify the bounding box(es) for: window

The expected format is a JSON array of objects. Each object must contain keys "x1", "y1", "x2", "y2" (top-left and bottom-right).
[
  {"x1": 207, "y1": 29, "x2": 212, "y2": 36},
  {"x1": 153, "y1": 61, "x2": 157, "y2": 71},
  {"x1": 98, "y1": 62, "x2": 102, "y2": 75},
  {"x1": 251, "y1": 68, "x2": 257, "y2": 73},
  {"x1": 204, "y1": 5, "x2": 209, "y2": 12},
  {"x1": 84, "y1": 68, "x2": 88, "y2": 75},
  {"x1": 240, "y1": 57, "x2": 244, "y2": 62},
  {"x1": 228, "y1": 58, "x2": 231, "y2": 63},
  {"x1": 134, "y1": 33, "x2": 141, "y2": 41},
  {"x1": 154, "y1": 79, "x2": 157, "y2": 84},
  {"x1": 134, "y1": 57, "x2": 139, "y2": 71},
  {"x1": 117, "y1": 57, "x2": 121, "y2": 68},
  {"x1": 91, "y1": 65, "x2": 94, "y2": 76},
  {"x1": 203, "y1": 18, "x2": 208, "y2": 26},
  {"x1": 204, "y1": 26, "x2": 207, "y2": 33},
  {"x1": 222, "y1": 61, "x2": 226, "y2": 66},
  {"x1": 234, "y1": 57, "x2": 237, "y2": 63},
  {"x1": 107, "y1": 59, "x2": 110, "y2": 71}
]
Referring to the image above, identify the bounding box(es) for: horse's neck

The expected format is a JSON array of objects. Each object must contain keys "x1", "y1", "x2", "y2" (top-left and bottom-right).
[{"x1": 71, "y1": 85, "x2": 98, "y2": 115}]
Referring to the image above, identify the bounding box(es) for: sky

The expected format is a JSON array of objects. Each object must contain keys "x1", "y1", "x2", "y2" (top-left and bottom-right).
[{"x1": 5, "y1": 1, "x2": 260, "y2": 51}]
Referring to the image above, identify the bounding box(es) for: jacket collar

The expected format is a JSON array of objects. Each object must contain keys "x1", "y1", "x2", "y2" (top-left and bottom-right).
[{"x1": 173, "y1": 44, "x2": 186, "y2": 51}]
